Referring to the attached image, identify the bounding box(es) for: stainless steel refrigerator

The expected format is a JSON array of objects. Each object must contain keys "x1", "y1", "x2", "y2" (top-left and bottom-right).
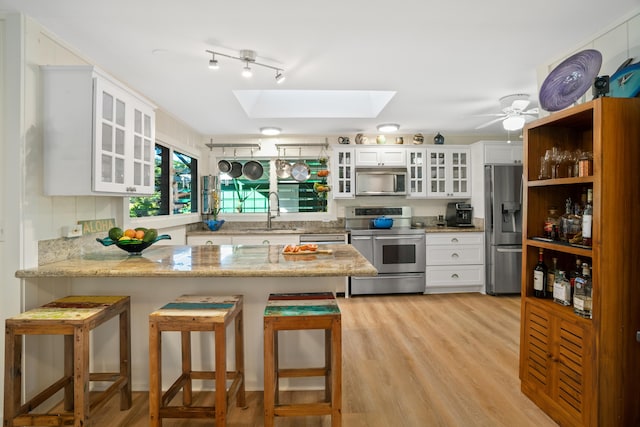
[{"x1": 485, "y1": 164, "x2": 523, "y2": 295}]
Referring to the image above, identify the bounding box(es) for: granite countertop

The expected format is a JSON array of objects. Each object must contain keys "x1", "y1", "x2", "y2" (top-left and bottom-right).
[
  {"x1": 16, "y1": 244, "x2": 377, "y2": 278},
  {"x1": 421, "y1": 225, "x2": 484, "y2": 233},
  {"x1": 190, "y1": 226, "x2": 483, "y2": 236},
  {"x1": 190, "y1": 227, "x2": 348, "y2": 236}
]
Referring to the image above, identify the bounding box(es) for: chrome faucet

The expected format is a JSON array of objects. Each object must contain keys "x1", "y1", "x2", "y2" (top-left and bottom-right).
[{"x1": 267, "y1": 191, "x2": 280, "y2": 229}]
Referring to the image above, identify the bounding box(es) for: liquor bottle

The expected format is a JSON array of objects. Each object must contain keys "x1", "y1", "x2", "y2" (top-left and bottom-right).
[
  {"x1": 533, "y1": 248, "x2": 548, "y2": 298},
  {"x1": 543, "y1": 207, "x2": 560, "y2": 240},
  {"x1": 547, "y1": 257, "x2": 558, "y2": 296},
  {"x1": 582, "y1": 189, "x2": 593, "y2": 246},
  {"x1": 573, "y1": 263, "x2": 593, "y2": 318},
  {"x1": 553, "y1": 270, "x2": 572, "y2": 306},
  {"x1": 561, "y1": 198, "x2": 581, "y2": 242}
]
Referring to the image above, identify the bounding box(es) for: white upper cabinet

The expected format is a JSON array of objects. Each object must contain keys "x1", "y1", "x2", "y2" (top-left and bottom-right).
[
  {"x1": 481, "y1": 141, "x2": 523, "y2": 164},
  {"x1": 426, "y1": 146, "x2": 471, "y2": 198},
  {"x1": 406, "y1": 147, "x2": 427, "y2": 198},
  {"x1": 355, "y1": 146, "x2": 406, "y2": 167},
  {"x1": 42, "y1": 66, "x2": 156, "y2": 196},
  {"x1": 331, "y1": 146, "x2": 355, "y2": 198}
]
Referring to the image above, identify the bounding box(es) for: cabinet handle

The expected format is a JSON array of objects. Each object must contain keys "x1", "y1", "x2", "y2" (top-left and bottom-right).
[
  {"x1": 451, "y1": 273, "x2": 459, "y2": 279},
  {"x1": 451, "y1": 253, "x2": 459, "y2": 258},
  {"x1": 451, "y1": 238, "x2": 459, "y2": 243},
  {"x1": 262, "y1": 240, "x2": 270, "y2": 245},
  {"x1": 205, "y1": 240, "x2": 213, "y2": 245}
]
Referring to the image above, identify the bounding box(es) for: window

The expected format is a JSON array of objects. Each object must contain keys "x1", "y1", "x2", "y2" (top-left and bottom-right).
[
  {"x1": 217, "y1": 158, "x2": 328, "y2": 214},
  {"x1": 129, "y1": 144, "x2": 198, "y2": 217},
  {"x1": 219, "y1": 160, "x2": 269, "y2": 213}
]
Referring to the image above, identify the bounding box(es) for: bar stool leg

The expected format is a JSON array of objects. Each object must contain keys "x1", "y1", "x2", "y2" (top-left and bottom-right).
[
  {"x1": 64, "y1": 334, "x2": 74, "y2": 411},
  {"x1": 3, "y1": 325, "x2": 20, "y2": 424},
  {"x1": 214, "y1": 323, "x2": 227, "y2": 427},
  {"x1": 331, "y1": 316, "x2": 342, "y2": 427},
  {"x1": 120, "y1": 303, "x2": 132, "y2": 410},
  {"x1": 263, "y1": 320, "x2": 275, "y2": 427},
  {"x1": 149, "y1": 320, "x2": 161, "y2": 427},
  {"x1": 181, "y1": 331, "x2": 193, "y2": 406},
  {"x1": 235, "y1": 310, "x2": 246, "y2": 408},
  {"x1": 73, "y1": 324, "x2": 90, "y2": 427}
]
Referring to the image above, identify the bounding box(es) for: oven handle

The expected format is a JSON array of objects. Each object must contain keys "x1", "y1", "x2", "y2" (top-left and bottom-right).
[
  {"x1": 373, "y1": 236, "x2": 424, "y2": 241},
  {"x1": 356, "y1": 273, "x2": 425, "y2": 280}
]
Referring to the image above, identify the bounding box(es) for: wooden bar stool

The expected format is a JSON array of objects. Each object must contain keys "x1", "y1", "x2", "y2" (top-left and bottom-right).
[
  {"x1": 3, "y1": 295, "x2": 132, "y2": 427},
  {"x1": 263, "y1": 292, "x2": 342, "y2": 427},
  {"x1": 148, "y1": 295, "x2": 245, "y2": 427}
]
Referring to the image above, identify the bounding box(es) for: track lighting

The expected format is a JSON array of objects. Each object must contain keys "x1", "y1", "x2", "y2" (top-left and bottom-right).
[
  {"x1": 242, "y1": 62, "x2": 253, "y2": 78},
  {"x1": 377, "y1": 123, "x2": 400, "y2": 132},
  {"x1": 205, "y1": 49, "x2": 285, "y2": 82}
]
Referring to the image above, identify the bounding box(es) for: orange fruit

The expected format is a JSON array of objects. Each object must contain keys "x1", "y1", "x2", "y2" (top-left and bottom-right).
[
  {"x1": 135, "y1": 230, "x2": 145, "y2": 240},
  {"x1": 124, "y1": 229, "x2": 137, "y2": 238}
]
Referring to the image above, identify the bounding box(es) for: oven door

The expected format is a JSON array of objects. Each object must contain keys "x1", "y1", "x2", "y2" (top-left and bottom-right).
[{"x1": 373, "y1": 234, "x2": 426, "y2": 274}]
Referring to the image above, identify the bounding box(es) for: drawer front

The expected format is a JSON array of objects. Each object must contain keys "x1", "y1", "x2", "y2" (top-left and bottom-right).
[
  {"x1": 426, "y1": 264, "x2": 484, "y2": 286},
  {"x1": 425, "y1": 232, "x2": 483, "y2": 245},
  {"x1": 426, "y1": 245, "x2": 483, "y2": 265}
]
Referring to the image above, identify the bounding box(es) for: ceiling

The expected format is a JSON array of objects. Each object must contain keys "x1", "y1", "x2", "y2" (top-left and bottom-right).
[{"x1": 1, "y1": 0, "x2": 638, "y2": 138}]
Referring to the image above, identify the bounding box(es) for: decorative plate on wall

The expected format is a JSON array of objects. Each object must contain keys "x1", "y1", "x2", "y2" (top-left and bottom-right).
[
  {"x1": 609, "y1": 62, "x2": 640, "y2": 98},
  {"x1": 539, "y1": 49, "x2": 602, "y2": 112}
]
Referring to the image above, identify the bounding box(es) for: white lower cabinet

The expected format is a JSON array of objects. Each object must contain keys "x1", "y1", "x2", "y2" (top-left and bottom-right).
[
  {"x1": 187, "y1": 234, "x2": 299, "y2": 246},
  {"x1": 187, "y1": 235, "x2": 233, "y2": 245},
  {"x1": 231, "y1": 235, "x2": 299, "y2": 245},
  {"x1": 425, "y1": 232, "x2": 484, "y2": 294}
]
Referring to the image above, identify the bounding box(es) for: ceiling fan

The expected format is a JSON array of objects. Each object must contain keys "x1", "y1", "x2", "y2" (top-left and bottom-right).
[{"x1": 476, "y1": 94, "x2": 539, "y2": 131}]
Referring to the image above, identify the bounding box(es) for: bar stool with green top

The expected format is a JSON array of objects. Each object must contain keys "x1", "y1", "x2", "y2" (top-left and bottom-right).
[
  {"x1": 3, "y1": 295, "x2": 132, "y2": 427},
  {"x1": 148, "y1": 295, "x2": 245, "y2": 427},
  {"x1": 263, "y1": 292, "x2": 342, "y2": 427}
]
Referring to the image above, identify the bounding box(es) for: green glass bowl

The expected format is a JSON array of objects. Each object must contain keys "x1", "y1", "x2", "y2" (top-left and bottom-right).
[{"x1": 96, "y1": 234, "x2": 171, "y2": 255}]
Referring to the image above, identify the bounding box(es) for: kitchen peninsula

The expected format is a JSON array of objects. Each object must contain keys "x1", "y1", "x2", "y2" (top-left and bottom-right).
[{"x1": 15, "y1": 244, "x2": 376, "y2": 391}]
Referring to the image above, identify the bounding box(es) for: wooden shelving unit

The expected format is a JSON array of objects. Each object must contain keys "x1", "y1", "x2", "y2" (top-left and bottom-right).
[{"x1": 519, "y1": 97, "x2": 640, "y2": 427}]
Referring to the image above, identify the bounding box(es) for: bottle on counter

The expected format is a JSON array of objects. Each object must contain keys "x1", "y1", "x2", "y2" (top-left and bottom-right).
[
  {"x1": 533, "y1": 248, "x2": 548, "y2": 298},
  {"x1": 553, "y1": 270, "x2": 572, "y2": 306},
  {"x1": 573, "y1": 263, "x2": 593, "y2": 318},
  {"x1": 547, "y1": 257, "x2": 558, "y2": 296},
  {"x1": 582, "y1": 189, "x2": 593, "y2": 246},
  {"x1": 544, "y1": 207, "x2": 560, "y2": 240}
]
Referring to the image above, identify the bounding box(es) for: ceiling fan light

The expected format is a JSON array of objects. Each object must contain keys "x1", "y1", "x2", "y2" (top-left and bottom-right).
[
  {"x1": 208, "y1": 58, "x2": 219, "y2": 70},
  {"x1": 275, "y1": 71, "x2": 285, "y2": 84},
  {"x1": 503, "y1": 116, "x2": 525, "y2": 131},
  {"x1": 260, "y1": 127, "x2": 281, "y2": 136},
  {"x1": 377, "y1": 123, "x2": 400, "y2": 132}
]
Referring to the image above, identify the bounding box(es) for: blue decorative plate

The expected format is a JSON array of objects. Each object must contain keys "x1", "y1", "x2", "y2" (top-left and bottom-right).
[
  {"x1": 609, "y1": 62, "x2": 640, "y2": 98},
  {"x1": 539, "y1": 49, "x2": 602, "y2": 112}
]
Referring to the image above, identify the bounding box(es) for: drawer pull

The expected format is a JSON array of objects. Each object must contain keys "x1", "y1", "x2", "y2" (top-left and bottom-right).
[
  {"x1": 451, "y1": 253, "x2": 459, "y2": 258},
  {"x1": 205, "y1": 240, "x2": 214, "y2": 245},
  {"x1": 451, "y1": 238, "x2": 459, "y2": 243},
  {"x1": 451, "y1": 273, "x2": 459, "y2": 279}
]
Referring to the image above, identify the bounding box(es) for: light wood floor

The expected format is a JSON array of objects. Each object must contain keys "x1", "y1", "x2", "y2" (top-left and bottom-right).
[{"x1": 63, "y1": 293, "x2": 559, "y2": 426}]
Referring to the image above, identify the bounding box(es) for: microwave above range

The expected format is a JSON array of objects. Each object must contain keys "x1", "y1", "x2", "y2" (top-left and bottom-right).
[{"x1": 355, "y1": 168, "x2": 406, "y2": 196}]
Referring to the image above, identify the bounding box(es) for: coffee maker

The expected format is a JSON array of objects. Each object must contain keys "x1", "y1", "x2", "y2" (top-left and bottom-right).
[{"x1": 445, "y1": 202, "x2": 474, "y2": 227}]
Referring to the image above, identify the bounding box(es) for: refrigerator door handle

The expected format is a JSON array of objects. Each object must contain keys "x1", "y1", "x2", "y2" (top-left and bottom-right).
[{"x1": 496, "y1": 247, "x2": 522, "y2": 253}]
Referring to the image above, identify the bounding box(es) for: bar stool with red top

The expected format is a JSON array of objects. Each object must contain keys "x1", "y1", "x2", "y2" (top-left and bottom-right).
[
  {"x1": 148, "y1": 295, "x2": 245, "y2": 427},
  {"x1": 3, "y1": 295, "x2": 132, "y2": 427},
  {"x1": 263, "y1": 292, "x2": 342, "y2": 427}
]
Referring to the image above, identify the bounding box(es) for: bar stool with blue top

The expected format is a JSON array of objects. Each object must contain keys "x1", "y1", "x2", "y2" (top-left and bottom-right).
[
  {"x1": 148, "y1": 295, "x2": 245, "y2": 427},
  {"x1": 263, "y1": 292, "x2": 342, "y2": 427}
]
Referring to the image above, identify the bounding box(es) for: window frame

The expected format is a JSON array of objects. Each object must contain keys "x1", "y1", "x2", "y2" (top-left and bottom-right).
[{"x1": 123, "y1": 139, "x2": 201, "y2": 230}]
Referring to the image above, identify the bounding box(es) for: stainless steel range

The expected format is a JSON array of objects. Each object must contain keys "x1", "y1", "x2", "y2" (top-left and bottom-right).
[{"x1": 346, "y1": 206, "x2": 426, "y2": 295}]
